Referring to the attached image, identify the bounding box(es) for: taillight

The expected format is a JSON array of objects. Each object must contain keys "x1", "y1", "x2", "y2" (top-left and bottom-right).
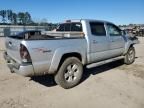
[{"x1": 20, "y1": 44, "x2": 32, "y2": 63}]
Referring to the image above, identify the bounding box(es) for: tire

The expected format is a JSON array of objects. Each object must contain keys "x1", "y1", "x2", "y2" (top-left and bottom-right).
[
  {"x1": 54, "y1": 57, "x2": 83, "y2": 89},
  {"x1": 10, "y1": 69, "x2": 15, "y2": 73},
  {"x1": 124, "y1": 46, "x2": 135, "y2": 65}
]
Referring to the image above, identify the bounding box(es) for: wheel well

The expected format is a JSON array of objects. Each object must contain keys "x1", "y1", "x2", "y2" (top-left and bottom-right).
[
  {"x1": 129, "y1": 44, "x2": 134, "y2": 48},
  {"x1": 125, "y1": 44, "x2": 134, "y2": 55},
  {"x1": 57, "y1": 53, "x2": 82, "y2": 71}
]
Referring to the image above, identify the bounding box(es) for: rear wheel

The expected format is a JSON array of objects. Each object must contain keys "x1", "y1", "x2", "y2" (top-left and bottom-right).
[
  {"x1": 124, "y1": 46, "x2": 135, "y2": 65},
  {"x1": 54, "y1": 57, "x2": 83, "y2": 89}
]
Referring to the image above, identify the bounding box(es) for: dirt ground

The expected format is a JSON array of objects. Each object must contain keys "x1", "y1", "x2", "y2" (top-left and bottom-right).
[{"x1": 0, "y1": 37, "x2": 144, "y2": 108}]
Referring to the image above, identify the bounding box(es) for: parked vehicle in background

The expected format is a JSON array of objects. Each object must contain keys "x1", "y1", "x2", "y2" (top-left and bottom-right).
[{"x1": 4, "y1": 19, "x2": 139, "y2": 89}]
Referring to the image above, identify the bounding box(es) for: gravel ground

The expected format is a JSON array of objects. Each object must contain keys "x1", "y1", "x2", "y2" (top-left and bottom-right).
[{"x1": 0, "y1": 37, "x2": 144, "y2": 108}]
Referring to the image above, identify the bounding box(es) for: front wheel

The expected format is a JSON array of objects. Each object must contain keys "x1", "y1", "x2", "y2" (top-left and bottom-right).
[
  {"x1": 124, "y1": 46, "x2": 135, "y2": 65},
  {"x1": 54, "y1": 57, "x2": 83, "y2": 89}
]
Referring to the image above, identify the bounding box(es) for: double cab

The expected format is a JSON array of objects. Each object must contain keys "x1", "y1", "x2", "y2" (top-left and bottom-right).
[{"x1": 4, "y1": 19, "x2": 139, "y2": 89}]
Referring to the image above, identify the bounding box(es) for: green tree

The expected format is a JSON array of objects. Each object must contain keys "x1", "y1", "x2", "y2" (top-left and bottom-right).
[
  {"x1": 7, "y1": 10, "x2": 13, "y2": 23},
  {"x1": 24, "y1": 12, "x2": 32, "y2": 24},
  {"x1": 0, "y1": 10, "x2": 2, "y2": 22},
  {"x1": 18, "y1": 12, "x2": 25, "y2": 24},
  {"x1": 0, "y1": 10, "x2": 6, "y2": 23},
  {"x1": 18, "y1": 12, "x2": 33, "y2": 25},
  {"x1": 12, "y1": 13, "x2": 17, "y2": 24}
]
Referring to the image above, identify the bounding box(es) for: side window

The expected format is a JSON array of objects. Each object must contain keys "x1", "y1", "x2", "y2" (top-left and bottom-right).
[
  {"x1": 107, "y1": 24, "x2": 122, "y2": 36},
  {"x1": 90, "y1": 22, "x2": 106, "y2": 36},
  {"x1": 71, "y1": 23, "x2": 82, "y2": 32}
]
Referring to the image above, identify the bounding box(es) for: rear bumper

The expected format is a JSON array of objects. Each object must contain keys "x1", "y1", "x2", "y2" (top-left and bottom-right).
[{"x1": 3, "y1": 52, "x2": 34, "y2": 77}]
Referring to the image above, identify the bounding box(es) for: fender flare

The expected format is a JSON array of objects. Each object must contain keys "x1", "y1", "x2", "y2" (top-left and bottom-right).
[
  {"x1": 124, "y1": 41, "x2": 134, "y2": 55},
  {"x1": 48, "y1": 47, "x2": 86, "y2": 74}
]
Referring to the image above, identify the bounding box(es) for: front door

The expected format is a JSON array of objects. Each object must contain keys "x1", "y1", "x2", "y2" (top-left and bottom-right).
[{"x1": 106, "y1": 23, "x2": 125, "y2": 57}]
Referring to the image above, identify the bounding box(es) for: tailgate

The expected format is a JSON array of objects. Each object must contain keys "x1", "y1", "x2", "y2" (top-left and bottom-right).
[{"x1": 5, "y1": 37, "x2": 21, "y2": 63}]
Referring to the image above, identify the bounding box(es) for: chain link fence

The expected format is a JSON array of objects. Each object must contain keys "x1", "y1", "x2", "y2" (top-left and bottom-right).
[{"x1": 0, "y1": 25, "x2": 48, "y2": 37}]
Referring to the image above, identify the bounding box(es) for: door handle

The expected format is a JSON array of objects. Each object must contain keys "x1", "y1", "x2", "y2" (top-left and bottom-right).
[
  {"x1": 93, "y1": 40, "x2": 98, "y2": 44},
  {"x1": 8, "y1": 41, "x2": 12, "y2": 46},
  {"x1": 111, "y1": 40, "x2": 115, "y2": 42}
]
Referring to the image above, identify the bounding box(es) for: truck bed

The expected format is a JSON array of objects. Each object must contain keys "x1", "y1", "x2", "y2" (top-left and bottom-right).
[
  {"x1": 5, "y1": 33, "x2": 87, "y2": 76},
  {"x1": 8, "y1": 31, "x2": 84, "y2": 40}
]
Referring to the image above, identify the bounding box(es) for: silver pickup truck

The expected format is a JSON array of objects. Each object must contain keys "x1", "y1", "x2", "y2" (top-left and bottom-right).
[{"x1": 4, "y1": 19, "x2": 139, "y2": 89}]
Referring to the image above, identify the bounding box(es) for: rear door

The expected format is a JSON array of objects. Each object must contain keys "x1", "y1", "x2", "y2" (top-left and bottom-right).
[
  {"x1": 106, "y1": 23, "x2": 125, "y2": 57},
  {"x1": 89, "y1": 22, "x2": 110, "y2": 63}
]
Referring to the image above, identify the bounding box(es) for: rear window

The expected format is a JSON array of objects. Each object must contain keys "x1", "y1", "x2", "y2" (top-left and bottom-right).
[
  {"x1": 90, "y1": 22, "x2": 106, "y2": 36},
  {"x1": 57, "y1": 24, "x2": 65, "y2": 31},
  {"x1": 56, "y1": 23, "x2": 82, "y2": 32}
]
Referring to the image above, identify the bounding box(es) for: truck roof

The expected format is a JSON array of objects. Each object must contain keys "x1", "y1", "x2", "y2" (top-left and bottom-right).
[{"x1": 65, "y1": 19, "x2": 113, "y2": 24}]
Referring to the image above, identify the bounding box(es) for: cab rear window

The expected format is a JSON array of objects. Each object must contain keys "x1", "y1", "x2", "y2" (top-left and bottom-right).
[{"x1": 56, "y1": 23, "x2": 82, "y2": 32}]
